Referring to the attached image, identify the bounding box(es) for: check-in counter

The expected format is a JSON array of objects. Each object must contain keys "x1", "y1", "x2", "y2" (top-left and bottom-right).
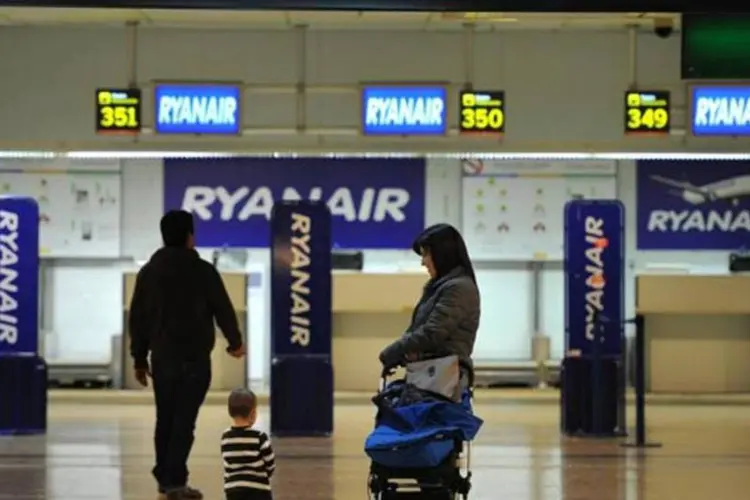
[
  {"x1": 332, "y1": 272, "x2": 425, "y2": 392},
  {"x1": 121, "y1": 271, "x2": 248, "y2": 391},
  {"x1": 637, "y1": 274, "x2": 750, "y2": 393}
]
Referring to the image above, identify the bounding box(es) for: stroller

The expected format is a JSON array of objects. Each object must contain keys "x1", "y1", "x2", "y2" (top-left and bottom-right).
[{"x1": 365, "y1": 356, "x2": 483, "y2": 499}]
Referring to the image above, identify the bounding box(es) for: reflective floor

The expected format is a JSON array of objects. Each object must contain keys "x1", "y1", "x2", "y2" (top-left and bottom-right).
[{"x1": 2, "y1": 398, "x2": 750, "y2": 499}]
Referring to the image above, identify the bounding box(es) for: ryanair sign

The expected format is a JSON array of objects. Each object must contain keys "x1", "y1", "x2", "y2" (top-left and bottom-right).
[
  {"x1": 361, "y1": 85, "x2": 447, "y2": 136},
  {"x1": 691, "y1": 85, "x2": 750, "y2": 136}
]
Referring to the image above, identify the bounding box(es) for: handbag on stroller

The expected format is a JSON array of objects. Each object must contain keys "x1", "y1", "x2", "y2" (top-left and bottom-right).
[{"x1": 365, "y1": 356, "x2": 483, "y2": 499}]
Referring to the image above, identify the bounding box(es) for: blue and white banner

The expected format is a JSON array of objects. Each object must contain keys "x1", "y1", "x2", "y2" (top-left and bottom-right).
[
  {"x1": 564, "y1": 200, "x2": 624, "y2": 358},
  {"x1": 361, "y1": 85, "x2": 447, "y2": 136},
  {"x1": 637, "y1": 160, "x2": 750, "y2": 250},
  {"x1": 0, "y1": 196, "x2": 39, "y2": 355},
  {"x1": 691, "y1": 85, "x2": 750, "y2": 136},
  {"x1": 154, "y1": 83, "x2": 242, "y2": 135},
  {"x1": 270, "y1": 200, "x2": 332, "y2": 357},
  {"x1": 163, "y1": 157, "x2": 426, "y2": 249}
]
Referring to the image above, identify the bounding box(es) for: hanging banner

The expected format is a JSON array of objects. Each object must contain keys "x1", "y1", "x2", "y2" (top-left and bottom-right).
[
  {"x1": 270, "y1": 200, "x2": 332, "y2": 357},
  {"x1": 637, "y1": 160, "x2": 750, "y2": 250},
  {"x1": 564, "y1": 199, "x2": 624, "y2": 358},
  {"x1": 690, "y1": 85, "x2": 750, "y2": 136},
  {"x1": 153, "y1": 82, "x2": 242, "y2": 135},
  {"x1": 163, "y1": 157, "x2": 426, "y2": 249},
  {"x1": 361, "y1": 85, "x2": 447, "y2": 136},
  {"x1": 0, "y1": 196, "x2": 40, "y2": 355}
]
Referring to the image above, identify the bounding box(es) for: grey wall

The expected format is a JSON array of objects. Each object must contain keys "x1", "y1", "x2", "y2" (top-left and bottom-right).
[
  {"x1": 1, "y1": 25, "x2": 747, "y2": 152},
  {"x1": 9, "y1": 25, "x2": 745, "y2": 365}
]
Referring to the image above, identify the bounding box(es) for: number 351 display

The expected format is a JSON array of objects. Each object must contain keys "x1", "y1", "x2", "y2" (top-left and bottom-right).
[
  {"x1": 96, "y1": 88, "x2": 141, "y2": 135},
  {"x1": 459, "y1": 90, "x2": 505, "y2": 135}
]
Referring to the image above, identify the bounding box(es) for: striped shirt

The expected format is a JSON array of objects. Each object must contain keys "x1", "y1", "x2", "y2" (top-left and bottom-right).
[{"x1": 221, "y1": 426, "x2": 276, "y2": 492}]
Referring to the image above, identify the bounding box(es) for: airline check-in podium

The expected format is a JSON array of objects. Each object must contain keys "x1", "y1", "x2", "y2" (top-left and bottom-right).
[
  {"x1": 121, "y1": 271, "x2": 248, "y2": 390},
  {"x1": 637, "y1": 274, "x2": 750, "y2": 393},
  {"x1": 332, "y1": 272, "x2": 426, "y2": 392}
]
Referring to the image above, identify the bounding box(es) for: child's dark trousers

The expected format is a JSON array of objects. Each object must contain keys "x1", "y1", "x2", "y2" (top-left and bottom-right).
[{"x1": 226, "y1": 489, "x2": 273, "y2": 500}]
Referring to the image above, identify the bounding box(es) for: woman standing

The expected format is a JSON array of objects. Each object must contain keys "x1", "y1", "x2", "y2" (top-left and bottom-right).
[{"x1": 378, "y1": 223, "x2": 480, "y2": 372}]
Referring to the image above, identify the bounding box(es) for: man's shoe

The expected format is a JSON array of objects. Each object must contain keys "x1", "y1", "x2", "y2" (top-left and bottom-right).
[
  {"x1": 159, "y1": 485, "x2": 202, "y2": 500},
  {"x1": 181, "y1": 486, "x2": 203, "y2": 499},
  {"x1": 165, "y1": 491, "x2": 184, "y2": 500}
]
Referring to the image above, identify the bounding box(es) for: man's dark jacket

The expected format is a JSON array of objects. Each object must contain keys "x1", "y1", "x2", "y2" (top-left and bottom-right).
[{"x1": 129, "y1": 247, "x2": 243, "y2": 369}]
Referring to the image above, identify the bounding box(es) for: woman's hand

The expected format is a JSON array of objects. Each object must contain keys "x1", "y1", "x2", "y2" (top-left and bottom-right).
[{"x1": 379, "y1": 342, "x2": 403, "y2": 367}]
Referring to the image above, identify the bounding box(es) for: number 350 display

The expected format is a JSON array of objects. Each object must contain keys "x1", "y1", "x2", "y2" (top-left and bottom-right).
[
  {"x1": 459, "y1": 91, "x2": 505, "y2": 135},
  {"x1": 96, "y1": 88, "x2": 141, "y2": 135}
]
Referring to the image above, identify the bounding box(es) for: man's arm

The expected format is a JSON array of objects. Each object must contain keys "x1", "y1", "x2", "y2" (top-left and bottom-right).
[
  {"x1": 129, "y1": 267, "x2": 150, "y2": 370},
  {"x1": 206, "y1": 266, "x2": 243, "y2": 351}
]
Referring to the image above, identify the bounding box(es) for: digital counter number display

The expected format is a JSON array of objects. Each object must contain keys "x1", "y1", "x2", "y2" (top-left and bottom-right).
[
  {"x1": 459, "y1": 90, "x2": 505, "y2": 135},
  {"x1": 96, "y1": 88, "x2": 141, "y2": 135},
  {"x1": 624, "y1": 90, "x2": 670, "y2": 135}
]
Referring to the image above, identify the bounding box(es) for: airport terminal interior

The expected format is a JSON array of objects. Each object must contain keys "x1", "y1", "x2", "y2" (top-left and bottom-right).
[{"x1": 2, "y1": 7, "x2": 750, "y2": 500}]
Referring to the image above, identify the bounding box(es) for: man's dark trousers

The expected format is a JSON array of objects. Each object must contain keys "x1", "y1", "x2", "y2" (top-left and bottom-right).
[{"x1": 151, "y1": 356, "x2": 211, "y2": 491}]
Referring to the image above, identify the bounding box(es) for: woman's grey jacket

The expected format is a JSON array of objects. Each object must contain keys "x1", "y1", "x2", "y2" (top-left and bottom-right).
[{"x1": 378, "y1": 266, "x2": 480, "y2": 368}]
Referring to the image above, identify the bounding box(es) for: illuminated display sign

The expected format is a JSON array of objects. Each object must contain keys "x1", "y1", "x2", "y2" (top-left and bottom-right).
[
  {"x1": 459, "y1": 90, "x2": 505, "y2": 135},
  {"x1": 690, "y1": 85, "x2": 750, "y2": 136},
  {"x1": 96, "y1": 88, "x2": 141, "y2": 135},
  {"x1": 361, "y1": 85, "x2": 447, "y2": 136},
  {"x1": 624, "y1": 90, "x2": 670, "y2": 135},
  {"x1": 154, "y1": 83, "x2": 242, "y2": 135}
]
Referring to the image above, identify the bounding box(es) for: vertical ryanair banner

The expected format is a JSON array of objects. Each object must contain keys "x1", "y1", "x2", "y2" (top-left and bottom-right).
[
  {"x1": 564, "y1": 200, "x2": 624, "y2": 358},
  {"x1": 270, "y1": 200, "x2": 332, "y2": 357},
  {"x1": 0, "y1": 196, "x2": 39, "y2": 355},
  {"x1": 270, "y1": 200, "x2": 333, "y2": 436}
]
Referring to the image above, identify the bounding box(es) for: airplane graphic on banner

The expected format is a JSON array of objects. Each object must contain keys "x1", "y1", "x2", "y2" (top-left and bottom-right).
[
  {"x1": 637, "y1": 160, "x2": 750, "y2": 250},
  {"x1": 649, "y1": 174, "x2": 750, "y2": 205}
]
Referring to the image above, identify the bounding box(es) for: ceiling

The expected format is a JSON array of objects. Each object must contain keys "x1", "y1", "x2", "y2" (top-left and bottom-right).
[{"x1": 0, "y1": 8, "x2": 681, "y2": 31}]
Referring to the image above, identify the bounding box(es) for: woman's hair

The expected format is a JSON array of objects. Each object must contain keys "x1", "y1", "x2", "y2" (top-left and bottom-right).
[{"x1": 412, "y1": 223, "x2": 476, "y2": 283}]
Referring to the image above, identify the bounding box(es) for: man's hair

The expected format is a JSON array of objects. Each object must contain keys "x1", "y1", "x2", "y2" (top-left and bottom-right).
[
  {"x1": 228, "y1": 388, "x2": 257, "y2": 419},
  {"x1": 160, "y1": 210, "x2": 194, "y2": 247}
]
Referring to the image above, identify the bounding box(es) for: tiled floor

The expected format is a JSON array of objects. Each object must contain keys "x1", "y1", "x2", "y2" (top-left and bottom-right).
[{"x1": 2, "y1": 398, "x2": 750, "y2": 499}]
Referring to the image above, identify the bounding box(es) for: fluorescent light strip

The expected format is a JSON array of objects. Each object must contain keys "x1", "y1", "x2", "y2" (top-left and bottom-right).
[{"x1": 0, "y1": 151, "x2": 749, "y2": 160}]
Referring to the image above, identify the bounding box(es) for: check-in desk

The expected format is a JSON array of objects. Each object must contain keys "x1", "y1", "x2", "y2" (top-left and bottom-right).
[
  {"x1": 332, "y1": 272, "x2": 425, "y2": 392},
  {"x1": 637, "y1": 274, "x2": 750, "y2": 393},
  {"x1": 121, "y1": 271, "x2": 248, "y2": 391}
]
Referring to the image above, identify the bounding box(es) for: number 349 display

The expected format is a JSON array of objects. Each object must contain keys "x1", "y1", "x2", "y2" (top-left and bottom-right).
[{"x1": 624, "y1": 91, "x2": 670, "y2": 135}]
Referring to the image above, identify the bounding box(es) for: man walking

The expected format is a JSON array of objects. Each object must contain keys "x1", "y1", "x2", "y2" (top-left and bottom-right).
[{"x1": 129, "y1": 210, "x2": 246, "y2": 500}]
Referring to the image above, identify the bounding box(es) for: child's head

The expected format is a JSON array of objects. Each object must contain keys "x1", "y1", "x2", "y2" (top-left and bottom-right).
[{"x1": 228, "y1": 388, "x2": 257, "y2": 424}]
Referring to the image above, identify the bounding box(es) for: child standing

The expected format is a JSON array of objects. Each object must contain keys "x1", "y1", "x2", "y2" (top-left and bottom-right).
[{"x1": 221, "y1": 389, "x2": 275, "y2": 500}]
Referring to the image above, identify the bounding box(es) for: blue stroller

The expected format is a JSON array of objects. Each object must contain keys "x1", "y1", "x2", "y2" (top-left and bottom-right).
[{"x1": 365, "y1": 360, "x2": 483, "y2": 499}]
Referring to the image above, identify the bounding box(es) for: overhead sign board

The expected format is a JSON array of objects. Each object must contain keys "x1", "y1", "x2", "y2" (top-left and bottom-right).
[
  {"x1": 96, "y1": 88, "x2": 141, "y2": 135},
  {"x1": 690, "y1": 85, "x2": 750, "y2": 136},
  {"x1": 153, "y1": 82, "x2": 242, "y2": 135},
  {"x1": 459, "y1": 90, "x2": 505, "y2": 135},
  {"x1": 624, "y1": 90, "x2": 670, "y2": 135},
  {"x1": 361, "y1": 85, "x2": 447, "y2": 136}
]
